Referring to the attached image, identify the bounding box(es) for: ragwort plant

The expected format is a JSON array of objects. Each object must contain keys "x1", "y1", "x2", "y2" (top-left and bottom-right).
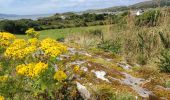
[{"x1": 0, "y1": 29, "x2": 82, "y2": 99}]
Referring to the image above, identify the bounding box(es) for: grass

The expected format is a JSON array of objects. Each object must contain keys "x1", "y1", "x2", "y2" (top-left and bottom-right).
[{"x1": 16, "y1": 25, "x2": 111, "y2": 40}]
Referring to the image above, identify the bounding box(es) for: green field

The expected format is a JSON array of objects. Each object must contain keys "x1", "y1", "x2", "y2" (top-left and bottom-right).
[{"x1": 16, "y1": 25, "x2": 111, "y2": 40}]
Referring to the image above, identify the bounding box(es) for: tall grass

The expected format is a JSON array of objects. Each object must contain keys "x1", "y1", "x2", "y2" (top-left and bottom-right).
[{"x1": 67, "y1": 7, "x2": 170, "y2": 66}]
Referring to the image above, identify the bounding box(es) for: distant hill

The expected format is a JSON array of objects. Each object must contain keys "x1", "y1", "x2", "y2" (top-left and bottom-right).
[
  {"x1": 0, "y1": 14, "x2": 53, "y2": 20},
  {"x1": 130, "y1": 0, "x2": 170, "y2": 9},
  {"x1": 0, "y1": 14, "x2": 18, "y2": 18},
  {"x1": 79, "y1": 0, "x2": 170, "y2": 14}
]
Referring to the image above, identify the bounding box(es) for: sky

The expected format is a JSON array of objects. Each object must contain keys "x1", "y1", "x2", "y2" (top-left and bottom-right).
[{"x1": 0, "y1": 0, "x2": 149, "y2": 15}]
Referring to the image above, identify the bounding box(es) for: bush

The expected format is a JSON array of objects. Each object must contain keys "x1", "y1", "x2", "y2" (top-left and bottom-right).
[
  {"x1": 135, "y1": 10, "x2": 161, "y2": 27},
  {"x1": 0, "y1": 31, "x2": 83, "y2": 99},
  {"x1": 0, "y1": 19, "x2": 41, "y2": 34},
  {"x1": 159, "y1": 49, "x2": 170, "y2": 73},
  {"x1": 166, "y1": 81, "x2": 170, "y2": 88},
  {"x1": 88, "y1": 29, "x2": 103, "y2": 37},
  {"x1": 159, "y1": 32, "x2": 170, "y2": 49},
  {"x1": 98, "y1": 40, "x2": 122, "y2": 54}
]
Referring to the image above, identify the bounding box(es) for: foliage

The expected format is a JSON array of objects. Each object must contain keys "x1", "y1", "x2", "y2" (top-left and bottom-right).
[
  {"x1": 166, "y1": 81, "x2": 170, "y2": 88},
  {"x1": 98, "y1": 40, "x2": 122, "y2": 54},
  {"x1": 0, "y1": 29, "x2": 82, "y2": 99},
  {"x1": 0, "y1": 12, "x2": 129, "y2": 34},
  {"x1": 135, "y1": 10, "x2": 161, "y2": 26},
  {"x1": 0, "y1": 32, "x2": 16, "y2": 49},
  {"x1": 159, "y1": 32, "x2": 170, "y2": 49},
  {"x1": 26, "y1": 28, "x2": 40, "y2": 38},
  {"x1": 0, "y1": 19, "x2": 41, "y2": 34},
  {"x1": 159, "y1": 49, "x2": 170, "y2": 73}
]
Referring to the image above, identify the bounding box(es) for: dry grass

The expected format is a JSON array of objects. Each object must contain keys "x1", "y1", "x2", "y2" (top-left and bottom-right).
[{"x1": 65, "y1": 7, "x2": 170, "y2": 66}]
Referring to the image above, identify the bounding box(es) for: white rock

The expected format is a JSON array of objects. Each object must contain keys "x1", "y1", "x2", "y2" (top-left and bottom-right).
[
  {"x1": 92, "y1": 70, "x2": 110, "y2": 82},
  {"x1": 117, "y1": 62, "x2": 132, "y2": 70},
  {"x1": 121, "y1": 72, "x2": 152, "y2": 98},
  {"x1": 80, "y1": 52, "x2": 92, "y2": 57},
  {"x1": 81, "y1": 66, "x2": 88, "y2": 72},
  {"x1": 76, "y1": 82, "x2": 91, "y2": 100},
  {"x1": 71, "y1": 61, "x2": 86, "y2": 65}
]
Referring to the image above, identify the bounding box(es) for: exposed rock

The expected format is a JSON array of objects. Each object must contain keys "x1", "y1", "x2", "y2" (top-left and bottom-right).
[
  {"x1": 68, "y1": 47, "x2": 92, "y2": 57},
  {"x1": 105, "y1": 58, "x2": 112, "y2": 62},
  {"x1": 76, "y1": 82, "x2": 91, "y2": 100},
  {"x1": 121, "y1": 72, "x2": 152, "y2": 98},
  {"x1": 122, "y1": 72, "x2": 145, "y2": 86},
  {"x1": 68, "y1": 47, "x2": 76, "y2": 55},
  {"x1": 81, "y1": 66, "x2": 88, "y2": 72},
  {"x1": 91, "y1": 70, "x2": 110, "y2": 82},
  {"x1": 155, "y1": 85, "x2": 170, "y2": 91},
  {"x1": 79, "y1": 51, "x2": 92, "y2": 57},
  {"x1": 117, "y1": 62, "x2": 132, "y2": 70},
  {"x1": 60, "y1": 54, "x2": 70, "y2": 59},
  {"x1": 52, "y1": 64, "x2": 58, "y2": 71},
  {"x1": 70, "y1": 61, "x2": 86, "y2": 65}
]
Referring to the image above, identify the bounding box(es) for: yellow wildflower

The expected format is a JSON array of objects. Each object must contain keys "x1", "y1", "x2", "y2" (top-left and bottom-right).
[
  {"x1": 16, "y1": 62, "x2": 48, "y2": 78},
  {"x1": 28, "y1": 38, "x2": 39, "y2": 46},
  {"x1": 4, "y1": 39, "x2": 37, "y2": 60},
  {"x1": 73, "y1": 65, "x2": 80, "y2": 73},
  {"x1": 54, "y1": 71, "x2": 67, "y2": 81},
  {"x1": 40, "y1": 38, "x2": 67, "y2": 57},
  {"x1": 0, "y1": 32, "x2": 15, "y2": 48},
  {"x1": 0, "y1": 75, "x2": 8, "y2": 82},
  {"x1": 0, "y1": 95, "x2": 4, "y2": 100},
  {"x1": 26, "y1": 28, "x2": 39, "y2": 38}
]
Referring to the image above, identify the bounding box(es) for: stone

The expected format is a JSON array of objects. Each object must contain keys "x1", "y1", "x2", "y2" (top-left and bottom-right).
[
  {"x1": 81, "y1": 66, "x2": 88, "y2": 72},
  {"x1": 91, "y1": 70, "x2": 110, "y2": 82},
  {"x1": 76, "y1": 82, "x2": 91, "y2": 100},
  {"x1": 117, "y1": 62, "x2": 132, "y2": 70}
]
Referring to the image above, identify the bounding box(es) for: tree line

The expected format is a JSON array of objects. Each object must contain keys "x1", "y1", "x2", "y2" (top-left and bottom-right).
[{"x1": 0, "y1": 9, "x2": 161, "y2": 34}]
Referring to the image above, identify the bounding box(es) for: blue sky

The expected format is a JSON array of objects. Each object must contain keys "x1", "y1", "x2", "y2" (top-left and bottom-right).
[{"x1": 0, "y1": 0, "x2": 149, "y2": 15}]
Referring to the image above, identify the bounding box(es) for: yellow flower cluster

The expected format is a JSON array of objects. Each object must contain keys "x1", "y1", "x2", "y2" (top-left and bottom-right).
[
  {"x1": 16, "y1": 62, "x2": 48, "y2": 78},
  {"x1": 0, "y1": 75, "x2": 8, "y2": 82},
  {"x1": 54, "y1": 71, "x2": 67, "y2": 81},
  {"x1": 26, "y1": 28, "x2": 39, "y2": 38},
  {"x1": 0, "y1": 32, "x2": 15, "y2": 48},
  {"x1": 73, "y1": 65, "x2": 80, "y2": 73},
  {"x1": 4, "y1": 39, "x2": 37, "y2": 59},
  {"x1": 28, "y1": 38, "x2": 39, "y2": 46},
  {"x1": 0, "y1": 95, "x2": 4, "y2": 100},
  {"x1": 40, "y1": 38, "x2": 67, "y2": 57}
]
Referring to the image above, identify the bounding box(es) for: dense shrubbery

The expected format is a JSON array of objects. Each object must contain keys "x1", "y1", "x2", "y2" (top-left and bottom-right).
[
  {"x1": 0, "y1": 13, "x2": 128, "y2": 34},
  {"x1": 135, "y1": 10, "x2": 161, "y2": 26},
  {"x1": 159, "y1": 49, "x2": 170, "y2": 73},
  {"x1": 98, "y1": 40, "x2": 122, "y2": 54},
  {"x1": 0, "y1": 19, "x2": 41, "y2": 34}
]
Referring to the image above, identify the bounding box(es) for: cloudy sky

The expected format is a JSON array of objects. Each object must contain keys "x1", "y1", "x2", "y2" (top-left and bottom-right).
[{"x1": 0, "y1": 0, "x2": 149, "y2": 15}]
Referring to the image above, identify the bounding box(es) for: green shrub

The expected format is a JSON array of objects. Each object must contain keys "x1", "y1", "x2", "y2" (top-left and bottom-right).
[
  {"x1": 166, "y1": 81, "x2": 170, "y2": 88},
  {"x1": 88, "y1": 29, "x2": 103, "y2": 37},
  {"x1": 98, "y1": 40, "x2": 122, "y2": 54},
  {"x1": 135, "y1": 10, "x2": 161, "y2": 27},
  {"x1": 159, "y1": 49, "x2": 170, "y2": 73},
  {"x1": 159, "y1": 32, "x2": 170, "y2": 49}
]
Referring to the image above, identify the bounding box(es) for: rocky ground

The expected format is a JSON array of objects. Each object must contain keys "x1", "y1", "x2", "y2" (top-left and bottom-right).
[{"x1": 56, "y1": 43, "x2": 170, "y2": 100}]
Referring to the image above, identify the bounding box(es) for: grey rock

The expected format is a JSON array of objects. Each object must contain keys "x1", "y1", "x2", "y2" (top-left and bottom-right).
[{"x1": 76, "y1": 82, "x2": 91, "y2": 100}]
